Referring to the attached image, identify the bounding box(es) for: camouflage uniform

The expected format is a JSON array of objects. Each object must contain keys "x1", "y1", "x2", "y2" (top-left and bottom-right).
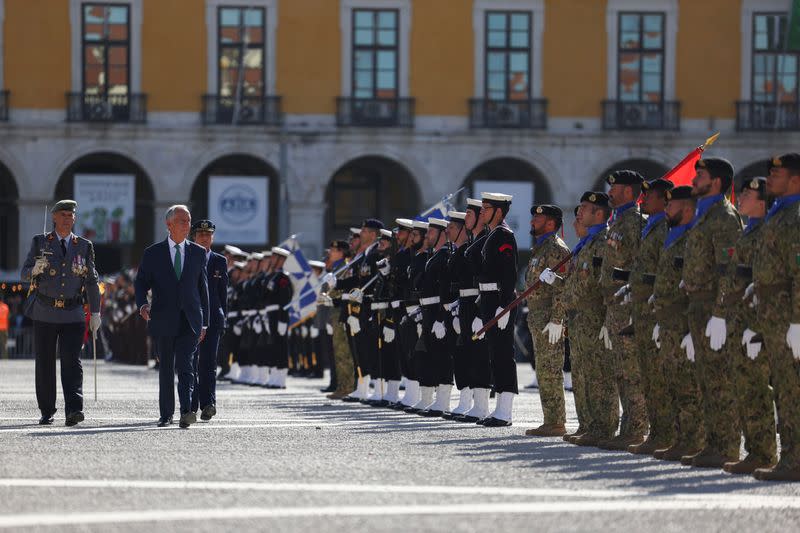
[
  {"x1": 683, "y1": 197, "x2": 743, "y2": 458},
  {"x1": 599, "y1": 203, "x2": 648, "y2": 438},
  {"x1": 525, "y1": 232, "x2": 570, "y2": 426},
  {"x1": 630, "y1": 214, "x2": 675, "y2": 446},
  {"x1": 717, "y1": 220, "x2": 776, "y2": 464},
  {"x1": 753, "y1": 200, "x2": 800, "y2": 470}
]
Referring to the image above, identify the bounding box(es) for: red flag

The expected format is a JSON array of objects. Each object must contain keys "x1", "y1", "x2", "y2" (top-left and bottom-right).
[{"x1": 660, "y1": 147, "x2": 701, "y2": 187}]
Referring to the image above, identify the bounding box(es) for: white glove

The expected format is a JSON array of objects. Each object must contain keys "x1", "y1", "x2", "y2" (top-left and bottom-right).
[
  {"x1": 346, "y1": 315, "x2": 361, "y2": 336},
  {"x1": 599, "y1": 325, "x2": 613, "y2": 350},
  {"x1": 301, "y1": 326, "x2": 309, "y2": 338},
  {"x1": 233, "y1": 320, "x2": 243, "y2": 336},
  {"x1": 325, "y1": 323, "x2": 333, "y2": 335},
  {"x1": 743, "y1": 282, "x2": 758, "y2": 308},
  {"x1": 652, "y1": 324, "x2": 661, "y2": 349},
  {"x1": 310, "y1": 326, "x2": 319, "y2": 338},
  {"x1": 471, "y1": 317, "x2": 485, "y2": 340},
  {"x1": 277, "y1": 322, "x2": 288, "y2": 336},
  {"x1": 416, "y1": 323, "x2": 422, "y2": 338},
  {"x1": 742, "y1": 328, "x2": 761, "y2": 360},
  {"x1": 787, "y1": 323, "x2": 800, "y2": 360},
  {"x1": 31, "y1": 257, "x2": 48, "y2": 277},
  {"x1": 542, "y1": 322, "x2": 563, "y2": 345},
  {"x1": 614, "y1": 284, "x2": 631, "y2": 305},
  {"x1": 253, "y1": 318, "x2": 263, "y2": 334},
  {"x1": 432, "y1": 321, "x2": 447, "y2": 339},
  {"x1": 452, "y1": 317, "x2": 461, "y2": 335},
  {"x1": 705, "y1": 316, "x2": 727, "y2": 351},
  {"x1": 383, "y1": 326, "x2": 395, "y2": 343},
  {"x1": 322, "y1": 272, "x2": 337, "y2": 289},
  {"x1": 349, "y1": 288, "x2": 363, "y2": 304},
  {"x1": 678, "y1": 279, "x2": 686, "y2": 290},
  {"x1": 647, "y1": 293, "x2": 655, "y2": 305},
  {"x1": 681, "y1": 333, "x2": 695, "y2": 362},
  {"x1": 89, "y1": 313, "x2": 101, "y2": 336},
  {"x1": 539, "y1": 268, "x2": 559, "y2": 285},
  {"x1": 377, "y1": 258, "x2": 391, "y2": 276},
  {"x1": 495, "y1": 307, "x2": 510, "y2": 330}
]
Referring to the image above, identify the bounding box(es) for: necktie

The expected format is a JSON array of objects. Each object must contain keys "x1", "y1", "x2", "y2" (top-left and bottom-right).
[
  {"x1": 60, "y1": 239, "x2": 67, "y2": 256},
  {"x1": 174, "y1": 244, "x2": 182, "y2": 279}
]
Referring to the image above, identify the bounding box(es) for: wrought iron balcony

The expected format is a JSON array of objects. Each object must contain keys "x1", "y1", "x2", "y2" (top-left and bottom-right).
[
  {"x1": 66, "y1": 92, "x2": 147, "y2": 123},
  {"x1": 468, "y1": 98, "x2": 547, "y2": 129},
  {"x1": 0, "y1": 90, "x2": 8, "y2": 121},
  {"x1": 336, "y1": 97, "x2": 415, "y2": 127},
  {"x1": 736, "y1": 101, "x2": 800, "y2": 131},
  {"x1": 602, "y1": 100, "x2": 681, "y2": 131},
  {"x1": 201, "y1": 94, "x2": 283, "y2": 126}
]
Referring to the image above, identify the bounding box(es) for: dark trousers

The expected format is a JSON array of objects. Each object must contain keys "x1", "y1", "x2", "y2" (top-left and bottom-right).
[
  {"x1": 34, "y1": 320, "x2": 86, "y2": 416},
  {"x1": 421, "y1": 309, "x2": 453, "y2": 387},
  {"x1": 156, "y1": 313, "x2": 198, "y2": 418},
  {"x1": 192, "y1": 326, "x2": 221, "y2": 412},
  {"x1": 480, "y1": 293, "x2": 518, "y2": 394},
  {"x1": 460, "y1": 296, "x2": 491, "y2": 389}
]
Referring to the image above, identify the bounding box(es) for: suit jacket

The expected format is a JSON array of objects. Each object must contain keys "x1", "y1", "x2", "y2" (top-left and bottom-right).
[
  {"x1": 134, "y1": 239, "x2": 209, "y2": 337},
  {"x1": 205, "y1": 250, "x2": 228, "y2": 329},
  {"x1": 21, "y1": 232, "x2": 101, "y2": 324}
]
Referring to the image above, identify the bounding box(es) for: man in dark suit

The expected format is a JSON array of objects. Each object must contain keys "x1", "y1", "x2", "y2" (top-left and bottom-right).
[
  {"x1": 135, "y1": 205, "x2": 209, "y2": 428},
  {"x1": 189, "y1": 219, "x2": 228, "y2": 420}
]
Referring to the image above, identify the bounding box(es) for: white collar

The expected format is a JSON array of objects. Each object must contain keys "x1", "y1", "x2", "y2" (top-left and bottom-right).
[{"x1": 168, "y1": 236, "x2": 186, "y2": 249}]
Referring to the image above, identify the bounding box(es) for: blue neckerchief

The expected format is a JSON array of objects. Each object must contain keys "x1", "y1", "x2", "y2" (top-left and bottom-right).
[
  {"x1": 331, "y1": 259, "x2": 344, "y2": 271},
  {"x1": 612, "y1": 201, "x2": 636, "y2": 222},
  {"x1": 743, "y1": 217, "x2": 762, "y2": 235},
  {"x1": 664, "y1": 222, "x2": 692, "y2": 249},
  {"x1": 765, "y1": 193, "x2": 800, "y2": 222},
  {"x1": 691, "y1": 194, "x2": 724, "y2": 227},
  {"x1": 641, "y1": 212, "x2": 665, "y2": 239},
  {"x1": 535, "y1": 231, "x2": 556, "y2": 247},
  {"x1": 572, "y1": 223, "x2": 606, "y2": 255}
]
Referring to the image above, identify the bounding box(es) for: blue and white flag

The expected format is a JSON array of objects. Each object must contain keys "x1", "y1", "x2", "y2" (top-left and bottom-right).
[
  {"x1": 415, "y1": 188, "x2": 461, "y2": 222},
  {"x1": 279, "y1": 236, "x2": 319, "y2": 326}
]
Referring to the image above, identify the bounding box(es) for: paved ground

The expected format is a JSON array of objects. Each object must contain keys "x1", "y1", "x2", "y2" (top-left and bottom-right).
[{"x1": 1, "y1": 360, "x2": 799, "y2": 532}]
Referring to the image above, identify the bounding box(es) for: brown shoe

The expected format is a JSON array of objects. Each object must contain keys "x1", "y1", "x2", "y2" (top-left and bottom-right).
[
  {"x1": 563, "y1": 426, "x2": 587, "y2": 442},
  {"x1": 680, "y1": 448, "x2": 705, "y2": 465},
  {"x1": 661, "y1": 444, "x2": 702, "y2": 462},
  {"x1": 724, "y1": 454, "x2": 776, "y2": 475},
  {"x1": 691, "y1": 450, "x2": 737, "y2": 468},
  {"x1": 327, "y1": 390, "x2": 348, "y2": 400},
  {"x1": 629, "y1": 436, "x2": 671, "y2": 455},
  {"x1": 525, "y1": 423, "x2": 567, "y2": 437},
  {"x1": 598, "y1": 434, "x2": 645, "y2": 451},
  {"x1": 573, "y1": 433, "x2": 605, "y2": 447},
  {"x1": 753, "y1": 464, "x2": 800, "y2": 481}
]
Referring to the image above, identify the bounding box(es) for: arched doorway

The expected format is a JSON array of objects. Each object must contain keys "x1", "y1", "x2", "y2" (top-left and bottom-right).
[
  {"x1": 0, "y1": 162, "x2": 19, "y2": 271},
  {"x1": 54, "y1": 153, "x2": 154, "y2": 273},
  {"x1": 190, "y1": 154, "x2": 279, "y2": 249},
  {"x1": 325, "y1": 156, "x2": 421, "y2": 244},
  {"x1": 593, "y1": 158, "x2": 670, "y2": 191}
]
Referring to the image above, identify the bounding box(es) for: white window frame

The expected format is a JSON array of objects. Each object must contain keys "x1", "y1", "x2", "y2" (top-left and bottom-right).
[
  {"x1": 69, "y1": 0, "x2": 142, "y2": 93},
  {"x1": 740, "y1": 0, "x2": 791, "y2": 100},
  {"x1": 340, "y1": 0, "x2": 411, "y2": 98},
  {"x1": 205, "y1": 0, "x2": 278, "y2": 96},
  {"x1": 473, "y1": 0, "x2": 544, "y2": 99},
  {"x1": 605, "y1": 0, "x2": 677, "y2": 100}
]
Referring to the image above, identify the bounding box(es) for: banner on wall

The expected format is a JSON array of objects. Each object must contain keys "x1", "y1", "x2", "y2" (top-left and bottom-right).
[
  {"x1": 209, "y1": 176, "x2": 269, "y2": 244},
  {"x1": 473, "y1": 180, "x2": 535, "y2": 250},
  {"x1": 74, "y1": 174, "x2": 136, "y2": 243}
]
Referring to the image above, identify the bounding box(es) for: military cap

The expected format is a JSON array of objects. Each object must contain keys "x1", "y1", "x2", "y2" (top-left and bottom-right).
[
  {"x1": 395, "y1": 218, "x2": 414, "y2": 229},
  {"x1": 447, "y1": 210, "x2": 466, "y2": 222},
  {"x1": 666, "y1": 185, "x2": 693, "y2": 201},
  {"x1": 530, "y1": 204, "x2": 563, "y2": 218},
  {"x1": 260, "y1": 250, "x2": 273, "y2": 257},
  {"x1": 250, "y1": 252, "x2": 264, "y2": 261},
  {"x1": 605, "y1": 170, "x2": 644, "y2": 186},
  {"x1": 769, "y1": 152, "x2": 800, "y2": 173},
  {"x1": 191, "y1": 219, "x2": 215, "y2": 233},
  {"x1": 428, "y1": 217, "x2": 448, "y2": 229},
  {"x1": 233, "y1": 250, "x2": 249, "y2": 260},
  {"x1": 466, "y1": 198, "x2": 483, "y2": 208},
  {"x1": 740, "y1": 176, "x2": 766, "y2": 197},
  {"x1": 481, "y1": 192, "x2": 513, "y2": 204},
  {"x1": 233, "y1": 261, "x2": 247, "y2": 269},
  {"x1": 695, "y1": 157, "x2": 734, "y2": 180},
  {"x1": 412, "y1": 220, "x2": 429, "y2": 230},
  {"x1": 272, "y1": 247, "x2": 291, "y2": 258},
  {"x1": 51, "y1": 199, "x2": 77, "y2": 213},
  {"x1": 362, "y1": 218, "x2": 384, "y2": 230},
  {"x1": 379, "y1": 229, "x2": 394, "y2": 239},
  {"x1": 224, "y1": 244, "x2": 244, "y2": 255},
  {"x1": 642, "y1": 178, "x2": 674, "y2": 192},
  {"x1": 329, "y1": 240, "x2": 350, "y2": 252},
  {"x1": 308, "y1": 260, "x2": 326, "y2": 270},
  {"x1": 580, "y1": 191, "x2": 610, "y2": 207},
  {"x1": 349, "y1": 227, "x2": 361, "y2": 236}
]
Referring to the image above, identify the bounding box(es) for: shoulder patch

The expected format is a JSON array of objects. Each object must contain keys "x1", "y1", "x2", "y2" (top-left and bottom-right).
[{"x1": 499, "y1": 243, "x2": 513, "y2": 253}]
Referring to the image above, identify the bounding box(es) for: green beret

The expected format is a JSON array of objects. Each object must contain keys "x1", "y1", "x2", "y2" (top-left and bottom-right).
[
  {"x1": 666, "y1": 186, "x2": 693, "y2": 201},
  {"x1": 51, "y1": 200, "x2": 77, "y2": 213}
]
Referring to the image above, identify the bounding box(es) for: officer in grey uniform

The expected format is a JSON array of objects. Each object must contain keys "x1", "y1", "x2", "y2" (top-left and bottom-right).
[{"x1": 21, "y1": 200, "x2": 101, "y2": 426}]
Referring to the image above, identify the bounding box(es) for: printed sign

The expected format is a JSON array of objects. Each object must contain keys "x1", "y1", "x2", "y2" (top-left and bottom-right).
[
  {"x1": 209, "y1": 176, "x2": 269, "y2": 244},
  {"x1": 74, "y1": 174, "x2": 136, "y2": 243}
]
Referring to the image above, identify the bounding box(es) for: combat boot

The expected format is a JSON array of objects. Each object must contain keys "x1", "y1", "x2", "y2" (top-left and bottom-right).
[
  {"x1": 681, "y1": 447, "x2": 712, "y2": 466},
  {"x1": 690, "y1": 448, "x2": 738, "y2": 468},
  {"x1": 598, "y1": 433, "x2": 645, "y2": 451},
  {"x1": 572, "y1": 433, "x2": 605, "y2": 447},
  {"x1": 753, "y1": 457, "x2": 800, "y2": 481},
  {"x1": 723, "y1": 454, "x2": 775, "y2": 475},
  {"x1": 658, "y1": 444, "x2": 702, "y2": 462},
  {"x1": 629, "y1": 435, "x2": 671, "y2": 455},
  {"x1": 563, "y1": 426, "x2": 587, "y2": 443},
  {"x1": 525, "y1": 423, "x2": 567, "y2": 437}
]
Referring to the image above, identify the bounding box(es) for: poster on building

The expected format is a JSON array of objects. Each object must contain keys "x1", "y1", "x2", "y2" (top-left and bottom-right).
[
  {"x1": 473, "y1": 180, "x2": 535, "y2": 250},
  {"x1": 209, "y1": 176, "x2": 269, "y2": 244},
  {"x1": 74, "y1": 174, "x2": 136, "y2": 243}
]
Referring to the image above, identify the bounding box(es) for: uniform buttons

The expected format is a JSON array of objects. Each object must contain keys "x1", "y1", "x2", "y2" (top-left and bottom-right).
[
  {"x1": 62, "y1": 273, "x2": 66, "y2": 277},
  {"x1": 61, "y1": 283, "x2": 65, "y2": 287},
  {"x1": 62, "y1": 263, "x2": 65, "y2": 267}
]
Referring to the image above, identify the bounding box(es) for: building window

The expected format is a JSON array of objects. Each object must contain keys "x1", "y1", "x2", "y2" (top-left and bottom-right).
[
  {"x1": 352, "y1": 9, "x2": 398, "y2": 99},
  {"x1": 752, "y1": 13, "x2": 799, "y2": 102},
  {"x1": 81, "y1": 3, "x2": 130, "y2": 97},
  {"x1": 617, "y1": 12, "x2": 664, "y2": 102},
  {"x1": 218, "y1": 6, "x2": 265, "y2": 98},
  {"x1": 485, "y1": 11, "x2": 531, "y2": 101}
]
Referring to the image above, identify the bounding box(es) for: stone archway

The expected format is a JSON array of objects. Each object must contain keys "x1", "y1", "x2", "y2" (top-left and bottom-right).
[
  {"x1": 0, "y1": 161, "x2": 19, "y2": 272},
  {"x1": 592, "y1": 158, "x2": 670, "y2": 192}
]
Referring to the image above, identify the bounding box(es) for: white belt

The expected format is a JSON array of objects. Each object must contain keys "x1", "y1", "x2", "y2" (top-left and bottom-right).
[
  {"x1": 406, "y1": 304, "x2": 420, "y2": 314},
  {"x1": 259, "y1": 304, "x2": 280, "y2": 315},
  {"x1": 241, "y1": 310, "x2": 257, "y2": 317},
  {"x1": 390, "y1": 300, "x2": 402, "y2": 309},
  {"x1": 443, "y1": 300, "x2": 459, "y2": 311},
  {"x1": 371, "y1": 302, "x2": 389, "y2": 310},
  {"x1": 419, "y1": 296, "x2": 440, "y2": 306},
  {"x1": 226, "y1": 311, "x2": 238, "y2": 318},
  {"x1": 459, "y1": 288, "x2": 480, "y2": 297},
  {"x1": 479, "y1": 283, "x2": 498, "y2": 292},
  {"x1": 341, "y1": 294, "x2": 350, "y2": 301}
]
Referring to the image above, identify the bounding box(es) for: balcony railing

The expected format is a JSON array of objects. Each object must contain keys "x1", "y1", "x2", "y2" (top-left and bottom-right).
[
  {"x1": 602, "y1": 100, "x2": 681, "y2": 131},
  {"x1": 736, "y1": 101, "x2": 800, "y2": 131},
  {"x1": 0, "y1": 90, "x2": 8, "y2": 121},
  {"x1": 336, "y1": 97, "x2": 415, "y2": 127},
  {"x1": 66, "y1": 92, "x2": 147, "y2": 123},
  {"x1": 201, "y1": 94, "x2": 283, "y2": 126},
  {"x1": 469, "y1": 98, "x2": 547, "y2": 129}
]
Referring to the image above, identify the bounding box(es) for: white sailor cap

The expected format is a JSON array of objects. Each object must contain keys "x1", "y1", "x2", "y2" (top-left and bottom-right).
[
  {"x1": 224, "y1": 245, "x2": 244, "y2": 255},
  {"x1": 447, "y1": 211, "x2": 466, "y2": 221},
  {"x1": 412, "y1": 220, "x2": 429, "y2": 230},
  {"x1": 395, "y1": 218, "x2": 414, "y2": 229},
  {"x1": 261, "y1": 250, "x2": 273, "y2": 257},
  {"x1": 380, "y1": 229, "x2": 394, "y2": 239},
  {"x1": 308, "y1": 260, "x2": 326, "y2": 269},
  {"x1": 349, "y1": 227, "x2": 362, "y2": 236},
  {"x1": 466, "y1": 198, "x2": 483, "y2": 208},
  {"x1": 481, "y1": 192, "x2": 513, "y2": 203},
  {"x1": 428, "y1": 217, "x2": 448, "y2": 229},
  {"x1": 250, "y1": 252, "x2": 264, "y2": 261},
  {"x1": 271, "y1": 247, "x2": 291, "y2": 257},
  {"x1": 233, "y1": 261, "x2": 247, "y2": 269}
]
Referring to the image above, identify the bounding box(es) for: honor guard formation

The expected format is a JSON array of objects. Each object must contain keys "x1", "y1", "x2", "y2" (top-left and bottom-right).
[{"x1": 21, "y1": 153, "x2": 800, "y2": 482}]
